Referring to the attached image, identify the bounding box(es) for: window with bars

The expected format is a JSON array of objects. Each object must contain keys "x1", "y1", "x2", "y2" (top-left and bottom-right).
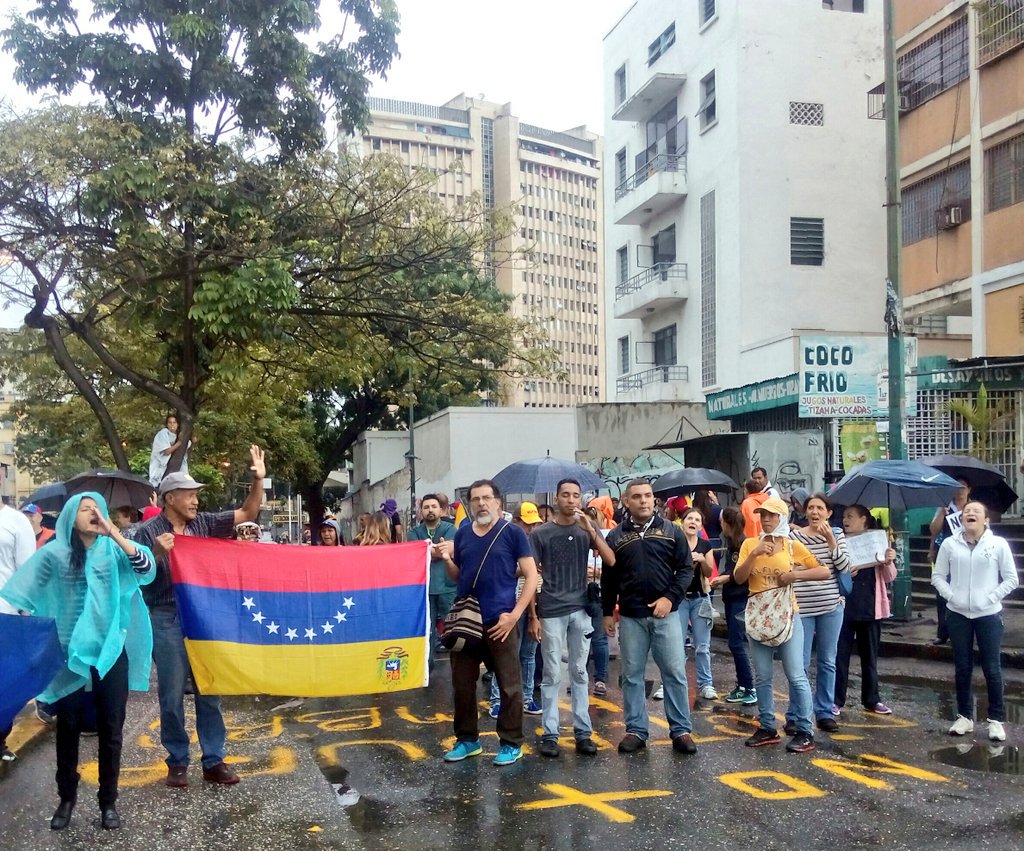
[
  {"x1": 648, "y1": 24, "x2": 676, "y2": 66},
  {"x1": 618, "y1": 336, "x2": 630, "y2": 375},
  {"x1": 985, "y1": 134, "x2": 1024, "y2": 212},
  {"x1": 791, "y1": 217, "x2": 825, "y2": 265},
  {"x1": 977, "y1": 0, "x2": 1024, "y2": 66},
  {"x1": 653, "y1": 324, "x2": 677, "y2": 367},
  {"x1": 698, "y1": 71, "x2": 717, "y2": 130},
  {"x1": 614, "y1": 65, "x2": 627, "y2": 107},
  {"x1": 617, "y1": 246, "x2": 629, "y2": 284},
  {"x1": 700, "y1": 191, "x2": 717, "y2": 387},
  {"x1": 615, "y1": 147, "x2": 628, "y2": 189},
  {"x1": 790, "y1": 102, "x2": 824, "y2": 126},
  {"x1": 902, "y1": 161, "x2": 971, "y2": 244},
  {"x1": 897, "y1": 16, "x2": 968, "y2": 112},
  {"x1": 700, "y1": 0, "x2": 717, "y2": 27}
]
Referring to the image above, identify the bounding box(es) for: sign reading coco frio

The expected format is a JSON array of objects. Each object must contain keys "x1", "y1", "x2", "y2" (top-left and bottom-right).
[{"x1": 798, "y1": 335, "x2": 917, "y2": 418}]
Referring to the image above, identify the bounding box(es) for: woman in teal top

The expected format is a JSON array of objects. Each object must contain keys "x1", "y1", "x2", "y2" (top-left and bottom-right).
[{"x1": 1, "y1": 492, "x2": 155, "y2": 831}]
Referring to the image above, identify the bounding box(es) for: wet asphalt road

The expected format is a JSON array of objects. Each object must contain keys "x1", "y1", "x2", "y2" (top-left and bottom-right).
[{"x1": 2, "y1": 645, "x2": 1023, "y2": 851}]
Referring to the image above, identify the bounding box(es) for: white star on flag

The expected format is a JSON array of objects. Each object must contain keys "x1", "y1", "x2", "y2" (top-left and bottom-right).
[
  {"x1": 304, "y1": 628, "x2": 316, "y2": 640},
  {"x1": 252, "y1": 611, "x2": 265, "y2": 624},
  {"x1": 242, "y1": 597, "x2": 255, "y2": 610},
  {"x1": 321, "y1": 621, "x2": 334, "y2": 635},
  {"x1": 334, "y1": 611, "x2": 345, "y2": 623},
  {"x1": 343, "y1": 597, "x2": 355, "y2": 610},
  {"x1": 266, "y1": 622, "x2": 279, "y2": 634},
  {"x1": 285, "y1": 628, "x2": 298, "y2": 641}
]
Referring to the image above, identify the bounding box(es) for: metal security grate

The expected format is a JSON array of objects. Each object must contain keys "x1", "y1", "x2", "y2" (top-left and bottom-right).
[
  {"x1": 901, "y1": 160, "x2": 971, "y2": 244},
  {"x1": 700, "y1": 191, "x2": 717, "y2": 387},
  {"x1": 985, "y1": 133, "x2": 1024, "y2": 212},
  {"x1": 791, "y1": 217, "x2": 825, "y2": 265},
  {"x1": 790, "y1": 102, "x2": 824, "y2": 126},
  {"x1": 899, "y1": 15, "x2": 969, "y2": 111},
  {"x1": 977, "y1": 0, "x2": 1024, "y2": 66}
]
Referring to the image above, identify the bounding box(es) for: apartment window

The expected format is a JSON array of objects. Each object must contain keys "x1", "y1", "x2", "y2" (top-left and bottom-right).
[
  {"x1": 791, "y1": 217, "x2": 825, "y2": 265},
  {"x1": 614, "y1": 64, "x2": 627, "y2": 107},
  {"x1": 700, "y1": 0, "x2": 717, "y2": 26},
  {"x1": 698, "y1": 71, "x2": 717, "y2": 131},
  {"x1": 371, "y1": 138, "x2": 381, "y2": 150},
  {"x1": 985, "y1": 134, "x2": 1024, "y2": 212},
  {"x1": 400, "y1": 141, "x2": 409, "y2": 153},
  {"x1": 648, "y1": 23, "x2": 676, "y2": 66},
  {"x1": 822, "y1": 0, "x2": 865, "y2": 11},
  {"x1": 902, "y1": 161, "x2": 971, "y2": 244},
  {"x1": 789, "y1": 102, "x2": 824, "y2": 126},
  {"x1": 653, "y1": 324, "x2": 677, "y2": 367},
  {"x1": 977, "y1": 0, "x2": 1024, "y2": 65},
  {"x1": 700, "y1": 191, "x2": 717, "y2": 387},
  {"x1": 617, "y1": 246, "x2": 629, "y2": 284},
  {"x1": 618, "y1": 336, "x2": 630, "y2": 375},
  {"x1": 615, "y1": 148, "x2": 627, "y2": 189},
  {"x1": 897, "y1": 16, "x2": 968, "y2": 112}
]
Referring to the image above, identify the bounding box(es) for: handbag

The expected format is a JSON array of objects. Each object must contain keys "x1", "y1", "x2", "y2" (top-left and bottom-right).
[
  {"x1": 744, "y1": 586, "x2": 796, "y2": 647},
  {"x1": 834, "y1": 565, "x2": 854, "y2": 598},
  {"x1": 441, "y1": 522, "x2": 508, "y2": 653}
]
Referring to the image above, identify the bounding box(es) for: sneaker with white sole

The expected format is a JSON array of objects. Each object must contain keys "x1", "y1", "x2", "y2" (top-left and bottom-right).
[
  {"x1": 493, "y1": 744, "x2": 523, "y2": 766},
  {"x1": 443, "y1": 740, "x2": 482, "y2": 762},
  {"x1": 987, "y1": 719, "x2": 1006, "y2": 742},
  {"x1": 949, "y1": 715, "x2": 974, "y2": 736},
  {"x1": 699, "y1": 686, "x2": 718, "y2": 701},
  {"x1": 488, "y1": 702, "x2": 500, "y2": 720},
  {"x1": 523, "y1": 699, "x2": 542, "y2": 716},
  {"x1": 651, "y1": 684, "x2": 664, "y2": 700},
  {"x1": 593, "y1": 681, "x2": 607, "y2": 697}
]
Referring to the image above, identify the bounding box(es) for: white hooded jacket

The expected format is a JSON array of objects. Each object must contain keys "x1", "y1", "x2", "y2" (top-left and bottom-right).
[{"x1": 932, "y1": 528, "x2": 1019, "y2": 619}]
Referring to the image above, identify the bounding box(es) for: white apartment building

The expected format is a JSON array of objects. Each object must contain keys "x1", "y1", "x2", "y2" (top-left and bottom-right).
[
  {"x1": 603, "y1": 0, "x2": 887, "y2": 407},
  {"x1": 356, "y1": 96, "x2": 605, "y2": 409}
]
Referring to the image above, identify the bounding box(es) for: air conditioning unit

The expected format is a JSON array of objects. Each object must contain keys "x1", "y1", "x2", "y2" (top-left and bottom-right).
[
  {"x1": 935, "y1": 205, "x2": 964, "y2": 231},
  {"x1": 897, "y1": 94, "x2": 911, "y2": 112}
]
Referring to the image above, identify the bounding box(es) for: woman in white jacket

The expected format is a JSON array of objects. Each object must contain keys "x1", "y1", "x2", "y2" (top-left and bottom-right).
[{"x1": 932, "y1": 500, "x2": 1019, "y2": 741}]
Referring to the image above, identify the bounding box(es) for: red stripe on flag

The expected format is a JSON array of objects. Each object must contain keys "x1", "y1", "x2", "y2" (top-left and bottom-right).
[{"x1": 169, "y1": 537, "x2": 429, "y2": 593}]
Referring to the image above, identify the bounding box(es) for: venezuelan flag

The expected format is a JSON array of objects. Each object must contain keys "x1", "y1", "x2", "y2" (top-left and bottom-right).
[{"x1": 169, "y1": 537, "x2": 429, "y2": 696}]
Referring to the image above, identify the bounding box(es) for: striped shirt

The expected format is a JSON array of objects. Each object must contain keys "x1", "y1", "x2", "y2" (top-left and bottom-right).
[{"x1": 790, "y1": 528, "x2": 851, "y2": 616}]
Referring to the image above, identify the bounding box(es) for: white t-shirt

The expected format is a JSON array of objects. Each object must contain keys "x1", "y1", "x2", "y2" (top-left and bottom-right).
[
  {"x1": 0, "y1": 505, "x2": 37, "y2": 615},
  {"x1": 149, "y1": 427, "x2": 190, "y2": 485}
]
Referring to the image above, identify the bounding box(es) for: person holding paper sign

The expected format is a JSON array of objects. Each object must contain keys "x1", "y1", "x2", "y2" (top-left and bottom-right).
[{"x1": 834, "y1": 505, "x2": 897, "y2": 717}]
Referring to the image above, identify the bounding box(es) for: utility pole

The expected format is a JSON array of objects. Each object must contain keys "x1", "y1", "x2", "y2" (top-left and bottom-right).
[
  {"x1": 883, "y1": 0, "x2": 911, "y2": 619},
  {"x1": 406, "y1": 369, "x2": 417, "y2": 520}
]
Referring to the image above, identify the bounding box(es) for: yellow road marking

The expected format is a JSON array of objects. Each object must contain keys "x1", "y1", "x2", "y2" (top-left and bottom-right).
[
  {"x1": 517, "y1": 783, "x2": 672, "y2": 823},
  {"x1": 718, "y1": 770, "x2": 827, "y2": 800},
  {"x1": 318, "y1": 739, "x2": 429, "y2": 764},
  {"x1": 811, "y1": 754, "x2": 948, "y2": 790}
]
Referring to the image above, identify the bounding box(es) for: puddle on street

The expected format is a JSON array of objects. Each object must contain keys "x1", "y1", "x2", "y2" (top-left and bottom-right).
[
  {"x1": 881, "y1": 675, "x2": 1024, "y2": 725},
  {"x1": 929, "y1": 744, "x2": 1024, "y2": 774}
]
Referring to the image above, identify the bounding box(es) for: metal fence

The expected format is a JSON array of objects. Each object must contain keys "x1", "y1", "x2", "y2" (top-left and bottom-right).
[
  {"x1": 614, "y1": 262, "x2": 688, "y2": 300},
  {"x1": 977, "y1": 0, "x2": 1024, "y2": 66},
  {"x1": 615, "y1": 153, "x2": 686, "y2": 199},
  {"x1": 615, "y1": 365, "x2": 689, "y2": 393},
  {"x1": 365, "y1": 97, "x2": 469, "y2": 124}
]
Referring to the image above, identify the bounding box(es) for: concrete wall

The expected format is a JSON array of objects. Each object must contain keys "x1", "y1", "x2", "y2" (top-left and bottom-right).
[{"x1": 352, "y1": 431, "x2": 410, "y2": 490}]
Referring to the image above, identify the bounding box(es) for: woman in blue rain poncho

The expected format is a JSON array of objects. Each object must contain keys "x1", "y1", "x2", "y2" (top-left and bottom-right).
[{"x1": 0, "y1": 493, "x2": 155, "y2": 832}]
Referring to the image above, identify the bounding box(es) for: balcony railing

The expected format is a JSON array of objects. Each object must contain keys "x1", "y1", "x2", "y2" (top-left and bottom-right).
[
  {"x1": 616, "y1": 365, "x2": 689, "y2": 393},
  {"x1": 365, "y1": 97, "x2": 469, "y2": 123},
  {"x1": 615, "y1": 262, "x2": 688, "y2": 300},
  {"x1": 615, "y1": 153, "x2": 686, "y2": 199},
  {"x1": 978, "y1": 0, "x2": 1024, "y2": 66}
]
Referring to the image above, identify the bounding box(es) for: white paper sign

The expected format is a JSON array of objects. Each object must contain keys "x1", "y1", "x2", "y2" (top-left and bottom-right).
[{"x1": 845, "y1": 529, "x2": 889, "y2": 568}]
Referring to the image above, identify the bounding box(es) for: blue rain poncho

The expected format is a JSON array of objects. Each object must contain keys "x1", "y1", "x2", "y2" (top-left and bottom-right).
[{"x1": 0, "y1": 492, "x2": 156, "y2": 704}]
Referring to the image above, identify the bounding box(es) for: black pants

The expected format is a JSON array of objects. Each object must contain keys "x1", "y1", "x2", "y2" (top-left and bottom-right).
[
  {"x1": 947, "y1": 610, "x2": 1005, "y2": 721},
  {"x1": 834, "y1": 619, "x2": 881, "y2": 709},
  {"x1": 935, "y1": 591, "x2": 949, "y2": 641},
  {"x1": 54, "y1": 650, "x2": 129, "y2": 807}
]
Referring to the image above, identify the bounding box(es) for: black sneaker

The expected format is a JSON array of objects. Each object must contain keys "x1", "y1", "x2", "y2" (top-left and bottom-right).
[
  {"x1": 617, "y1": 733, "x2": 646, "y2": 753},
  {"x1": 538, "y1": 739, "x2": 560, "y2": 758},
  {"x1": 783, "y1": 720, "x2": 798, "y2": 737},
  {"x1": 786, "y1": 732, "x2": 816, "y2": 753},
  {"x1": 816, "y1": 717, "x2": 839, "y2": 733},
  {"x1": 745, "y1": 728, "x2": 781, "y2": 747}
]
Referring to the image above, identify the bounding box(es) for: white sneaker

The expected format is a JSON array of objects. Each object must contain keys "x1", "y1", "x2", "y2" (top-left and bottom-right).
[
  {"x1": 948, "y1": 715, "x2": 974, "y2": 736},
  {"x1": 987, "y1": 719, "x2": 1006, "y2": 742},
  {"x1": 699, "y1": 686, "x2": 719, "y2": 700},
  {"x1": 652, "y1": 684, "x2": 664, "y2": 700}
]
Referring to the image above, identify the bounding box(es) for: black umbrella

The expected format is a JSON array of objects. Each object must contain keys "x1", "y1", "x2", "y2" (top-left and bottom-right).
[
  {"x1": 967, "y1": 481, "x2": 1019, "y2": 515},
  {"x1": 491, "y1": 456, "x2": 606, "y2": 495},
  {"x1": 827, "y1": 460, "x2": 961, "y2": 510},
  {"x1": 22, "y1": 482, "x2": 67, "y2": 513},
  {"x1": 64, "y1": 469, "x2": 156, "y2": 509},
  {"x1": 653, "y1": 467, "x2": 739, "y2": 496},
  {"x1": 917, "y1": 454, "x2": 1006, "y2": 488}
]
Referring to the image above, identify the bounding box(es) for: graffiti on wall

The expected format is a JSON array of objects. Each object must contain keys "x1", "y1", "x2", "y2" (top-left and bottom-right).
[{"x1": 582, "y1": 453, "x2": 684, "y2": 499}]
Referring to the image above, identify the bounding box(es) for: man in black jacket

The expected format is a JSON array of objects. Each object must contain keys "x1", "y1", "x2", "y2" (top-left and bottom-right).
[{"x1": 603, "y1": 478, "x2": 697, "y2": 755}]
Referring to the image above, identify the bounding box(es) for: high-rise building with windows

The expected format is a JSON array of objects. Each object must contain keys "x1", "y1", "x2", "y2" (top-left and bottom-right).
[
  {"x1": 603, "y1": 0, "x2": 886, "y2": 406},
  {"x1": 356, "y1": 95, "x2": 604, "y2": 408},
  {"x1": 867, "y1": 0, "x2": 1024, "y2": 358}
]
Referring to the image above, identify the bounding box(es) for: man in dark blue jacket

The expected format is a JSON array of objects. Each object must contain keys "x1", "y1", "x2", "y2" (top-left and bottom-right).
[{"x1": 603, "y1": 478, "x2": 696, "y2": 756}]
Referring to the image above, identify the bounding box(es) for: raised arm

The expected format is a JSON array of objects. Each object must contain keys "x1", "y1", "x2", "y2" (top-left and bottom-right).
[{"x1": 233, "y1": 445, "x2": 267, "y2": 525}]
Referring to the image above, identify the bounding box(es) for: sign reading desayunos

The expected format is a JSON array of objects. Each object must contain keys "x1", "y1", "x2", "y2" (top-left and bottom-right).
[{"x1": 798, "y1": 335, "x2": 917, "y2": 418}]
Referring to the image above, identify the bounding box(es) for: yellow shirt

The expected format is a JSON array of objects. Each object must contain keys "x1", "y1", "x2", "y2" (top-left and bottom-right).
[{"x1": 738, "y1": 536, "x2": 820, "y2": 597}]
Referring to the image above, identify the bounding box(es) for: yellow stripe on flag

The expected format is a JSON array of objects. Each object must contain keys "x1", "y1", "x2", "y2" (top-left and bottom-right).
[{"x1": 184, "y1": 636, "x2": 429, "y2": 697}]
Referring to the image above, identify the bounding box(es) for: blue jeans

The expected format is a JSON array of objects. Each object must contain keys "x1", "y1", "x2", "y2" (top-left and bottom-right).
[
  {"x1": 619, "y1": 612, "x2": 692, "y2": 739},
  {"x1": 150, "y1": 606, "x2": 227, "y2": 769},
  {"x1": 490, "y1": 615, "x2": 538, "y2": 704},
  {"x1": 681, "y1": 595, "x2": 714, "y2": 689},
  {"x1": 723, "y1": 597, "x2": 753, "y2": 690},
  {"x1": 748, "y1": 615, "x2": 812, "y2": 733},
  {"x1": 787, "y1": 603, "x2": 844, "y2": 723},
  {"x1": 589, "y1": 611, "x2": 609, "y2": 682},
  {"x1": 947, "y1": 610, "x2": 1005, "y2": 721},
  {"x1": 428, "y1": 590, "x2": 456, "y2": 665},
  {"x1": 539, "y1": 609, "x2": 593, "y2": 741}
]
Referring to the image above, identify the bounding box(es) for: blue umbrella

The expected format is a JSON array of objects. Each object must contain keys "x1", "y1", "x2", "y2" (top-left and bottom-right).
[
  {"x1": 22, "y1": 482, "x2": 67, "y2": 513},
  {"x1": 827, "y1": 460, "x2": 961, "y2": 510},
  {"x1": 492, "y1": 456, "x2": 606, "y2": 495}
]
